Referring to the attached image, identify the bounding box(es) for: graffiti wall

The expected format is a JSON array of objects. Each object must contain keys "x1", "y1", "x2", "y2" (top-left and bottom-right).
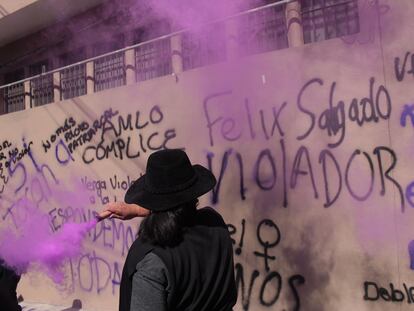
[{"x1": 1, "y1": 1, "x2": 414, "y2": 310}]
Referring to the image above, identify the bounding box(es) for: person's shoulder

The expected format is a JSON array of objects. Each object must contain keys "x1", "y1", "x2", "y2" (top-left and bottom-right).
[
  {"x1": 197, "y1": 206, "x2": 227, "y2": 227},
  {"x1": 137, "y1": 252, "x2": 167, "y2": 274},
  {"x1": 134, "y1": 252, "x2": 169, "y2": 291}
]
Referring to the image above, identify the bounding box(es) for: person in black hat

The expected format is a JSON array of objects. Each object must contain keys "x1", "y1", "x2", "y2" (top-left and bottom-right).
[
  {"x1": 0, "y1": 260, "x2": 22, "y2": 311},
  {"x1": 99, "y1": 149, "x2": 237, "y2": 311}
]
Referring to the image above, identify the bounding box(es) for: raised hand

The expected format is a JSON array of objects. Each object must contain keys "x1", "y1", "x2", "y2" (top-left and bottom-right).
[{"x1": 98, "y1": 202, "x2": 150, "y2": 221}]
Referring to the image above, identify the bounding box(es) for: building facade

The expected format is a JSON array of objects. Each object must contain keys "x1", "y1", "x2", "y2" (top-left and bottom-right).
[
  {"x1": 2, "y1": 0, "x2": 412, "y2": 311},
  {"x1": 0, "y1": 0, "x2": 359, "y2": 114}
]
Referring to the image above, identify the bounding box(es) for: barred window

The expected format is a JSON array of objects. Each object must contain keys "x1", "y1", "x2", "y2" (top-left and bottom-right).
[
  {"x1": 4, "y1": 83, "x2": 25, "y2": 113},
  {"x1": 94, "y1": 52, "x2": 126, "y2": 92},
  {"x1": 135, "y1": 40, "x2": 172, "y2": 82},
  {"x1": 59, "y1": 48, "x2": 87, "y2": 100},
  {"x1": 3, "y1": 69, "x2": 25, "y2": 113},
  {"x1": 134, "y1": 22, "x2": 172, "y2": 82},
  {"x1": 30, "y1": 75, "x2": 54, "y2": 107},
  {"x1": 93, "y1": 37, "x2": 126, "y2": 92},
  {"x1": 29, "y1": 60, "x2": 54, "y2": 107},
  {"x1": 182, "y1": 22, "x2": 227, "y2": 71},
  {"x1": 301, "y1": 0, "x2": 359, "y2": 43},
  {"x1": 237, "y1": 3, "x2": 288, "y2": 56}
]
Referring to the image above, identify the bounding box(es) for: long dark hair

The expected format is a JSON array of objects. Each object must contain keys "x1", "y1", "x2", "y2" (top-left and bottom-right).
[{"x1": 138, "y1": 199, "x2": 198, "y2": 247}]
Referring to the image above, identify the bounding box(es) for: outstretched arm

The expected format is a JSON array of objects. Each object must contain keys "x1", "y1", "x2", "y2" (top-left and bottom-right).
[{"x1": 98, "y1": 202, "x2": 150, "y2": 221}]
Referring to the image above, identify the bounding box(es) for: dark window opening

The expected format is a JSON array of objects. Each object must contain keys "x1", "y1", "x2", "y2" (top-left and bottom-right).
[
  {"x1": 2, "y1": 68, "x2": 25, "y2": 113},
  {"x1": 182, "y1": 22, "x2": 227, "y2": 71},
  {"x1": 59, "y1": 48, "x2": 87, "y2": 100},
  {"x1": 237, "y1": 2, "x2": 288, "y2": 56},
  {"x1": 134, "y1": 21, "x2": 172, "y2": 82},
  {"x1": 301, "y1": 0, "x2": 360, "y2": 43},
  {"x1": 29, "y1": 60, "x2": 54, "y2": 107}
]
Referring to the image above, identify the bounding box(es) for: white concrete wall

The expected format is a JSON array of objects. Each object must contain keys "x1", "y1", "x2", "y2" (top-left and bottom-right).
[
  {"x1": 0, "y1": 0, "x2": 37, "y2": 17},
  {"x1": 1, "y1": 1, "x2": 414, "y2": 310}
]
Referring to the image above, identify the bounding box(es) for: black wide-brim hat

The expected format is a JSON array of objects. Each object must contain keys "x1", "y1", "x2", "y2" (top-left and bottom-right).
[{"x1": 124, "y1": 149, "x2": 217, "y2": 212}]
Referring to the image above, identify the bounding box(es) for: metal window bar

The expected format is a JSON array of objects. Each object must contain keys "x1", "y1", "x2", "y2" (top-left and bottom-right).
[
  {"x1": 60, "y1": 64, "x2": 87, "y2": 100},
  {"x1": 135, "y1": 38, "x2": 172, "y2": 82},
  {"x1": 182, "y1": 22, "x2": 227, "y2": 71},
  {"x1": 30, "y1": 74, "x2": 54, "y2": 107},
  {"x1": 237, "y1": 3, "x2": 288, "y2": 56},
  {"x1": 302, "y1": 0, "x2": 359, "y2": 43},
  {"x1": 94, "y1": 51, "x2": 126, "y2": 92},
  {"x1": 4, "y1": 83, "x2": 25, "y2": 113}
]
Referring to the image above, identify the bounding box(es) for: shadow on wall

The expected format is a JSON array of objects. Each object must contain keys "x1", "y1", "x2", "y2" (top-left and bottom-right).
[{"x1": 281, "y1": 224, "x2": 336, "y2": 311}]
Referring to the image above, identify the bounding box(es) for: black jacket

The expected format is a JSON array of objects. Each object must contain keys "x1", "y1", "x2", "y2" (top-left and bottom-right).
[
  {"x1": 120, "y1": 207, "x2": 237, "y2": 311},
  {"x1": 0, "y1": 261, "x2": 21, "y2": 311}
]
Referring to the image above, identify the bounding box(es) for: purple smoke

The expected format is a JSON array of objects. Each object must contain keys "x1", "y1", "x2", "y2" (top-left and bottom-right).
[
  {"x1": 0, "y1": 190, "x2": 97, "y2": 283},
  {"x1": 141, "y1": 0, "x2": 242, "y2": 29}
]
